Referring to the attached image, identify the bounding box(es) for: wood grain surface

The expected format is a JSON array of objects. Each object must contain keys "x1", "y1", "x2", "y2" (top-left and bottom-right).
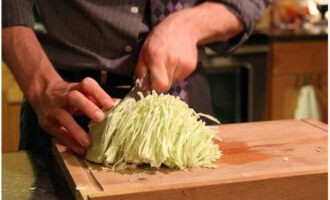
[{"x1": 53, "y1": 119, "x2": 328, "y2": 200}]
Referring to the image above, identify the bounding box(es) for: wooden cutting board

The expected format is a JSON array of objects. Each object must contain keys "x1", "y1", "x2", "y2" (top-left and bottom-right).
[{"x1": 53, "y1": 119, "x2": 328, "y2": 200}]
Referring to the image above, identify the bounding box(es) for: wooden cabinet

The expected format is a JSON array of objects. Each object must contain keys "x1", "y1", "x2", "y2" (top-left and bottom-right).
[
  {"x1": 2, "y1": 62, "x2": 23, "y2": 152},
  {"x1": 268, "y1": 40, "x2": 328, "y2": 122}
]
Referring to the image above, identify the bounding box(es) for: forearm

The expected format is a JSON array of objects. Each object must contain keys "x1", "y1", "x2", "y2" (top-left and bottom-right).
[
  {"x1": 173, "y1": 2, "x2": 245, "y2": 46},
  {"x1": 3, "y1": 26, "x2": 115, "y2": 154},
  {"x1": 2, "y1": 26, "x2": 63, "y2": 104}
]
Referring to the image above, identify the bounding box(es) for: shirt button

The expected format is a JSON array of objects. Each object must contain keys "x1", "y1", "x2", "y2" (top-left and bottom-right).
[
  {"x1": 130, "y1": 6, "x2": 139, "y2": 14},
  {"x1": 125, "y1": 45, "x2": 133, "y2": 53}
]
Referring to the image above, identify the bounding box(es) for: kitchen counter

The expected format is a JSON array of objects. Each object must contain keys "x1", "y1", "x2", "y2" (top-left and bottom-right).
[{"x1": 2, "y1": 150, "x2": 74, "y2": 200}]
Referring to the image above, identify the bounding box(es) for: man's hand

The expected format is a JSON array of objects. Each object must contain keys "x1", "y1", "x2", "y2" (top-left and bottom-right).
[
  {"x1": 136, "y1": 2, "x2": 244, "y2": 91},
  {"x1": 31, "y1": 78, "x2": 113, "y2": 155},
  {"x1": 2, "y1": 26, "x2": 113, "y2": 155},
  {"x1": 136, "y1": 8, "x2": 198, "y2": 92}
]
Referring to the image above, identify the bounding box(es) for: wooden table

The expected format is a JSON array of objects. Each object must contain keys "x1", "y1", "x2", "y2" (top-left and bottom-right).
[{"x1": 53, "y1": 119, "x2": 328, "y2": 200}]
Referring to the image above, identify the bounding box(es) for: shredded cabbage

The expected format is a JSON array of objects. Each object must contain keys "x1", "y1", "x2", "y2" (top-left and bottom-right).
[{"x1": 85, "y1": 91, "x2": 221, "y2": 170}]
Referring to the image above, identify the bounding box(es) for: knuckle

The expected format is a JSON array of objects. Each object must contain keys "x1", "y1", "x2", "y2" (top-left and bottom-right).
[
  {"x1": 148, "y1": 44, "x2": 162, "y2": 59},
  {"x1": 55, "y1": 109, "x2": 66, "y2": 120},
  {"x1": 38, "y1": 117, "x2": 58, "y2": 136},
  {"x1": 184, "y1": 61, "x2": 196, "y2": 72},
  {"x1": 38, "y1": 118, "x2": 50, "y2": 129},
  {"x1": 37, "y1": 109, "x2": 53, "y2": 126},
  {"x1": 167, "y1": 56, "x2": 178, "y2": 67},
  {"x1": 67, "y1": 90, "x2": 79, "y2": 99},
  {"x1": 67, "y1": 90, "x2": 81, "y2": 105},
  {"x1": 156, "y1": 79, "x2": 170, "y2": 92},
  {"x1": 80, "y1": 77, "x2": 95, "y2": 89},
  {"x1": 68, "y1": 92, "x2": 94, "y2": 113}
]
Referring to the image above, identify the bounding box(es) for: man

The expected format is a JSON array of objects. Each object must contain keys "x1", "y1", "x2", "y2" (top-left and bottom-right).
[{"x1": 3, "y1": 1, "x2": 269, "y2": 155}]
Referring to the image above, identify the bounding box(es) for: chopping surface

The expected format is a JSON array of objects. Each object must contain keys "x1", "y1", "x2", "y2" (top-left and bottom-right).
[{"x1": 53, "y1": 119, "x2": 328, "y2": 200}]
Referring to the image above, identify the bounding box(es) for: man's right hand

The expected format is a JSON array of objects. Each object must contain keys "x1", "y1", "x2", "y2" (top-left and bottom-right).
[{"x1": 3, "y1": 26, "x2": 113, "y2": 154}]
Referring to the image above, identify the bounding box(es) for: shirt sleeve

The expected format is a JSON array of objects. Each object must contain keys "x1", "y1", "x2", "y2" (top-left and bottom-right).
[
  {"x1": 205, "y1": 0, "x2": 270, "y2": 55},
  {"x1": 2, "y1": 0, "x2": 35, "y2": 28}
]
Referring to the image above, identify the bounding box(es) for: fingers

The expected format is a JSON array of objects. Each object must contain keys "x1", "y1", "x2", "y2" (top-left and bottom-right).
[
  {"x1": 55, "y1": 109, "x2": 91, "y2": 147},
  {"x1": 136, "y1": 40, "x2": 197, "y2": 92},
  {"x1": 41, "y1": 118, "x2": 87, "y2": 155},
  {"x1": 179, "y1": 57, "x2": 197, "y2": 80},
  {"x1": 67, "y1": 90, "x2": 105, "y2": 122},
  {"x1": 135, "y1": 53, "x2": 148, "y2": 79},
  {"x1": 68, "y1": 77, "x2": 115, "y2": 122},
  {"x1": 79, "y1": 77, "x2": 114, "y2": 109},
  {"x1": 35, "y1": 79, "x2": 108, "y2": 156},
  {"x1": 53, "y1": 126, "x2": 87, "y2": 155},
  {"x1": 137, "y1": 56, "x2": 193, "y2": 92},
  {"x1": 149, "y1": 61, "x2": 170, "y2": 92},
  {"x1": 136, "y1": 47, "x2": 170, "y2": 92}
]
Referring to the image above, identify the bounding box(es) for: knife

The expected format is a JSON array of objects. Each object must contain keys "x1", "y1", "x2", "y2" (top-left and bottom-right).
[
  {"x1": 111, "y1": 74, "x2": 151, "y2": 111},
  {"x1": 124, "y1": 76, "x2": 151, "y2": 101}
]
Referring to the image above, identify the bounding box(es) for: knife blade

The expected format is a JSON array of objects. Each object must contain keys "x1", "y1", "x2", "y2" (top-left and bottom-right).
[
  {"x1": 110, "y1": 75, "x2": 151, "y2": 112},
  {"x1": 124, "y1": 77, "x2": 151, "y2": 101}
]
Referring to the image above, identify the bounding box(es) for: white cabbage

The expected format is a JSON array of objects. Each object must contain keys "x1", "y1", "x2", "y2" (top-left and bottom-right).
[{"x1": 85, "y1": 91, "x2": 221, "y2": 170}]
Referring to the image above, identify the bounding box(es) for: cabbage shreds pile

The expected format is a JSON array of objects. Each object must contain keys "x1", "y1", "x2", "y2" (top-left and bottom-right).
[{"x1": 85, "y1": 91, "x2": 221, "y2": 170}]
